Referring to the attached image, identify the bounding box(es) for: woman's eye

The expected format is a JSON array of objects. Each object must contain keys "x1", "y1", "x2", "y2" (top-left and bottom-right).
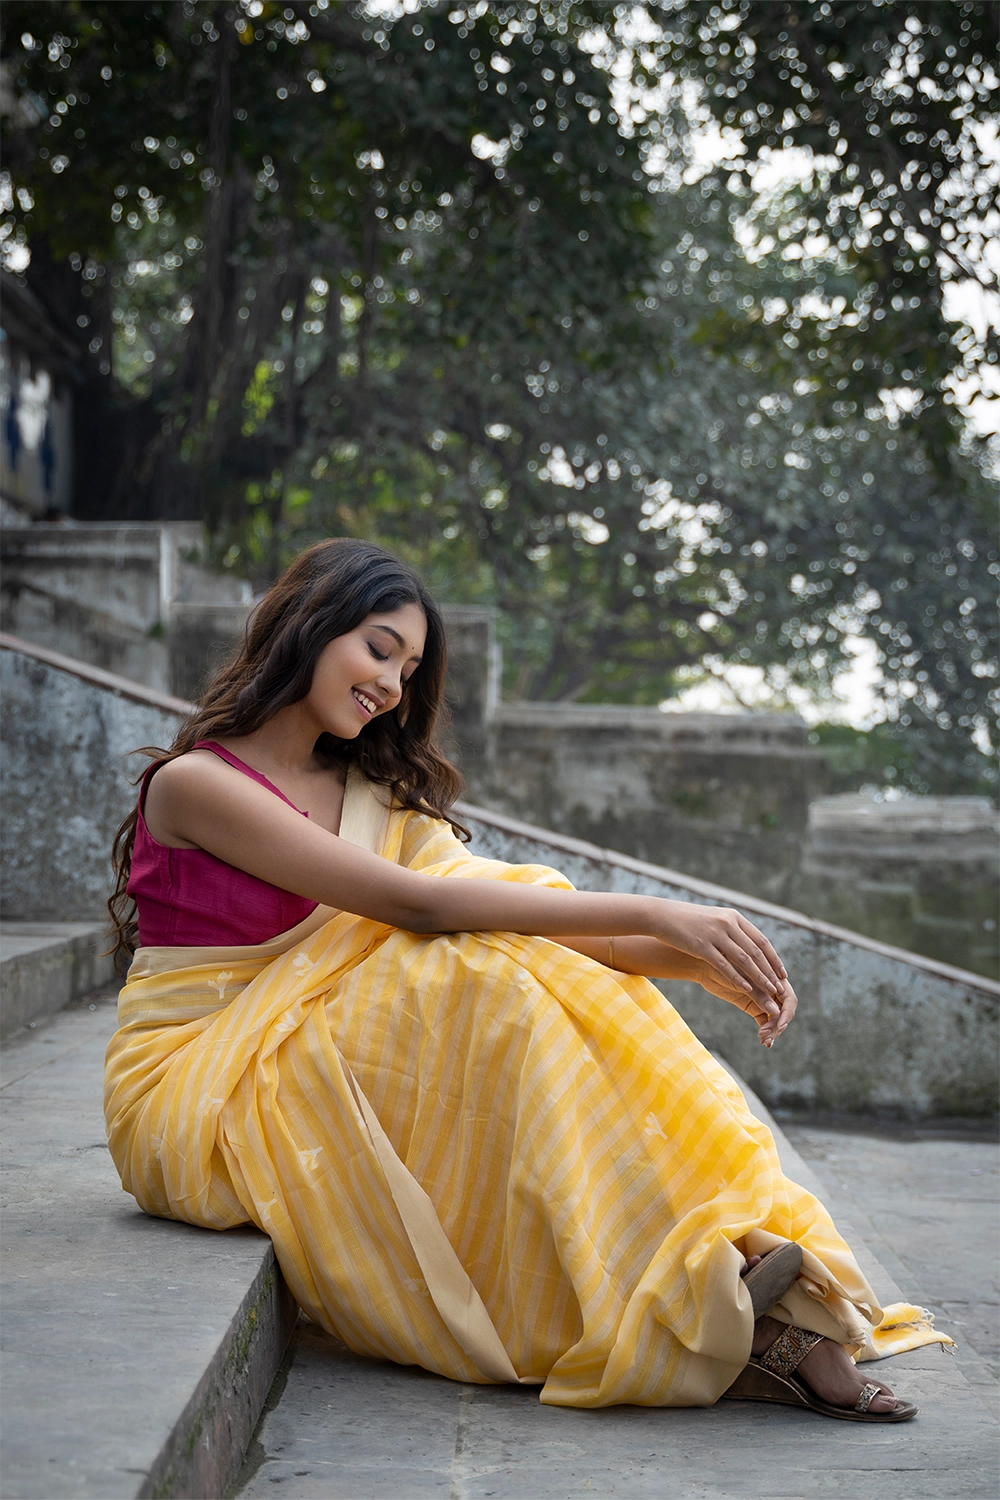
[{"x1": 367, "y1": 643, "x2": 389, "y2": 662}]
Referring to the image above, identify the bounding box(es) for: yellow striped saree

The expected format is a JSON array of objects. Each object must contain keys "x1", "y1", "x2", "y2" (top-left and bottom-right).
[{"x1": 104, "y1": 771, "x2": 944, "y2": 1408}]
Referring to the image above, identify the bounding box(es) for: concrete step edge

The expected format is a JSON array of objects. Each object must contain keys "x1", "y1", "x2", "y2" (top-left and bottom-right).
[
  {"x1": 0, "y1": 922, "x2": 117, "y2": 1036},
  {"x1": 138, "y1": 1247, "x2": 297, "y2": 1500}
]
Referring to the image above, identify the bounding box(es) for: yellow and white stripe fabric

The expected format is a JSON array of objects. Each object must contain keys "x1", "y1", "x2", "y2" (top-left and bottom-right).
[{"x1": 104, "y1": 774, "x2": 941, "y2": 1408}]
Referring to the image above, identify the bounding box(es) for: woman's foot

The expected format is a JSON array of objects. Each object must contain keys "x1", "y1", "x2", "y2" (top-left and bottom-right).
[{"x1": 752, "y1": 1315, "x2": 898, "y2": 1414}]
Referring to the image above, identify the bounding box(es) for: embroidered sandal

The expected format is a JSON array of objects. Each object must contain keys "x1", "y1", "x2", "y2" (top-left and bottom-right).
[
  {"x1": 722, "y1": 1324, "x2": 918, "y2": 1422},
  {"x1": 740, "y1": 1242, "x2": 802, "y2": 1319}
]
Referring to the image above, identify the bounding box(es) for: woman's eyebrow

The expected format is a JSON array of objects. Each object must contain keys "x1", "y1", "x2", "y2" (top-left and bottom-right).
[{"x1": 371, "y1": 624, "x2": 422, "y2": 661}]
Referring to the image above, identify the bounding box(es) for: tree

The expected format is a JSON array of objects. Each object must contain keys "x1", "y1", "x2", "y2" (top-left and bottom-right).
[
  {"x1": 2, "y1": 1, "x2": 995, "y2": 787},
  {"x1": 269, "y1": 174, "x2": 996, "y2": 790},
  {"x1": 642, "y1": 0, "x2": 1000, "y2": 468},
  {"x1": 1, "y1": 0, "x2": 651, "y2": 520}
]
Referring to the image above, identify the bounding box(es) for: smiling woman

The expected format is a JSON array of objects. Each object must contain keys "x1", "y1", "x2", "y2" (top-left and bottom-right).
[
  {"x1": 103, "y1": 538, "x2": 928, "y2": 1421},
  {"x1": 144, "y1": 603, "x2": 429, "y2": 850}
]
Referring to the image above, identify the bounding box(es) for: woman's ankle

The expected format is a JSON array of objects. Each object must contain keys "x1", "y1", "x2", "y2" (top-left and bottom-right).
[{"x1": 751, "y1": 1314, "x2": 785, "y2": 1358}]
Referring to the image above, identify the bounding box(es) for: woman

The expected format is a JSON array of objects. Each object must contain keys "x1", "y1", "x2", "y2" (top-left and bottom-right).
[{"x1": 105, "y1": 539, "x2": 929, "y2": 1420}]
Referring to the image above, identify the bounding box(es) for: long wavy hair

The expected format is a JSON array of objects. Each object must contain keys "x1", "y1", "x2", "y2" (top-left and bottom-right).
[{"x1": 108, "y1": 538, "x2": 466, "y2": 970}]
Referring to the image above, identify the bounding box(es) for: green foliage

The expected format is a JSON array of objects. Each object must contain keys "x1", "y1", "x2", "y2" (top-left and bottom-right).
[
  {"x1": 808, "y1": 720, "x2": 996, "y2": 800},
  {"x1": 1, "y1": 0, "x2": 996, "y2": 789},
  {"x1": 2, "y1": 0, "x2": 651, "y2": 523},
  {"x1": 650, "y1": 0, "x2": 1000, "y2": 469}
]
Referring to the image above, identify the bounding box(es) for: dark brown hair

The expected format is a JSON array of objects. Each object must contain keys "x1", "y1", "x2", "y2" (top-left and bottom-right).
[{"x1": 108, "y1": 538, "x2": 466, "y2": 970}]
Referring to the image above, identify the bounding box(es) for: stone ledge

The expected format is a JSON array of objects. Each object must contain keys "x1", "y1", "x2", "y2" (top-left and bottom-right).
[
  {"x1": 0, "y1": 922, "x2": 117, "y2": 1036},
  {"x1": 457, "y1": 799, "x2": 1000, "y2": 996},
  {"x1": 0, "y1": 631, "x2": 193, "y2": 715},
  {"x1": 461, "y1": 803, "x2": 999, "y2": 1118},
  {"x1": 139, "y1": 1252, "x2": 297, "y2": 1500}
]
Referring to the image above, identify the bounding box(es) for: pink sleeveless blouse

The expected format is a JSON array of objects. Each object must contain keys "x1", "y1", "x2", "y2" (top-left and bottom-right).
[{"x1": 128, "y1": 741, "x2": 319, "y2": 948}]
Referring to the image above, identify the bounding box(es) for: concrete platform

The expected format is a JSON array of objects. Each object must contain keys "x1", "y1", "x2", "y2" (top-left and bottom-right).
[
  {"x1": 232, "y1": 1320, "x2": 994, "y2": 1500},
  {"x1": 2, "y1": 997, "x2": 994, "y2": 1500},
  {"x1": 0, "y1": 921, "x2": 116, "y2": 1036},
  {"x1": 782, "y1": 1119, "x2": 999, "y2": 1413}
]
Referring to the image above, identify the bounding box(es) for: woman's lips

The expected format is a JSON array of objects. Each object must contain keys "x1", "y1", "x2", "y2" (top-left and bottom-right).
[{"x1": 352, "y1": 689, "x2": 378, "y2": 718}]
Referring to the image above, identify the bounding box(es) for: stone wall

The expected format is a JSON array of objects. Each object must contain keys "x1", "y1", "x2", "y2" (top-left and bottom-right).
[
  {"x1": 438, "y1": 608, "x2": 824, "y2": 906},
  {"x1": 477, "y1": 703, "x2": 823, "y2": 905},
  {"x1": 460, "y1": 805, "x2": 999, "y2": 1121},
  {"x1": 0, "y1": 522, "x2": 250, "y2": 700},
  {"x1": 2, "y1": 536, "x2": 995, "y2": 979},
  {"x1": 2, "y1": 635, "x2": 995, "y2": 1119},
  {"x1": 799, "y1": 794, "x2": 1000, "y2": 979},
  {"x1": 440, "y1": 609, "x2": 998, "y2": 980},
  {"x1": 0, "y1": 640, "x2": 186, "y2": 923}
]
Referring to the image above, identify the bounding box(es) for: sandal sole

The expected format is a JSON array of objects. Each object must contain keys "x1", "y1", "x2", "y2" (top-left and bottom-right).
[
  {"x1": 741, "y1": 1241, "x2": 803, "y2": 1319},
  {"x1": 722, "y1": 1358, "x2": 918, "y2": 1422}
]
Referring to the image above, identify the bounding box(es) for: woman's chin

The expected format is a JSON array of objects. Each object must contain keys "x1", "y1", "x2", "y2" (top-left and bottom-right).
[{"x1": 317, "y1": 717, "x2": 364, "y2": 742}]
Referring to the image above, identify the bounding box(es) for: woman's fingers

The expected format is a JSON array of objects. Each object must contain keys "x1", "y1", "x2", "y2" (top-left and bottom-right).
[
  {"x1": 716, "y1": 934, "x2": 782, "y2": 997},
  {"x1": 730, "y1": 920, "x2": 785, "y2": 990},
  {"x1": 699, "y1": 910, "x2": 786, "y2": 994},
  {"x1": 734, "y1": 912, "x2": 791, "y2": 984},
  {"x1": 658, "y1": 902, "x2": 790, "y2": 1007},
  {"x1": 731, "y1": 990, "x2": 771, "y2": 1024},
  {"x1": 702, "y1": 948, "x2": 759, "y2": 996},
  {"x1": 698, "y1": 968, "x2": 771, "y2": 1023},
  {"x1": 775, "y1": 980, "x2": 798, "y2": 1032},
  {"x1": 756, "y1": 981, "x2": 799, "y2": 1046},
  {"x1": 695, "y1": 958, "x2": 790, "y2": 1045},
  {"x1": 737, "y1": 916, "x2": 787, "y2": 981},
  {"x1": 704, "y1": 946, "x2": 781, "y2": 1012}
]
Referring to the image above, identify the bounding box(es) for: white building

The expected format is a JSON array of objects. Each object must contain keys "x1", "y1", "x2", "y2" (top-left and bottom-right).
[{"x1": 0, "y1": 270, "x2": 76, "y2": 520}]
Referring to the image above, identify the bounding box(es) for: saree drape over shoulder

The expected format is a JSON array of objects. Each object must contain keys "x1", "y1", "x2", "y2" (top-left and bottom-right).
[{"x1": 104, "y1": 773, "x2": 941, "y2": 1409}]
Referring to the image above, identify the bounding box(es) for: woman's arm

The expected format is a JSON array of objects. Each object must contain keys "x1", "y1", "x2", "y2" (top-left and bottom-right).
[
  {"x1": 551, "y1": 934, "x2": 797, "y2": 1045},
  {"x1": 146, "y1": 754, "x2": 788, "y2": 1003}
]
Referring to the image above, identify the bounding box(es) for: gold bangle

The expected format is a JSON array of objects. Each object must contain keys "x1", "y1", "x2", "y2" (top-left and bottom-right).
[{"x1": 608, "y1": 935, "x2": 615, "y2": 969}]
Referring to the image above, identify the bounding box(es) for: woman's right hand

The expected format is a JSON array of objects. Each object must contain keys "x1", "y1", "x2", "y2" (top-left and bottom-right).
[{"x1": 651, "y1": 901, "x2": 788, "y2": 1007}]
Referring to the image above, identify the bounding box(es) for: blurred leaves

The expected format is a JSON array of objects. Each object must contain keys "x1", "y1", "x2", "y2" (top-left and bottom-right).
[{"x1": 649, "y1": 0, "x2": 1000, "y2": 464}]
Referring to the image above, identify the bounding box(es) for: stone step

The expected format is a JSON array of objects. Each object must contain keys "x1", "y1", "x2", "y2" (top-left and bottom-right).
[
  {"x1": 3, "y1": 994, "x2": 991, "y2": 1500},
  {"x1": 0, "y1": 996, "x2": 296, "y2": 1500},
  {"x1": 0, "y1": 922, "x2": 117, "y2": 1037}
]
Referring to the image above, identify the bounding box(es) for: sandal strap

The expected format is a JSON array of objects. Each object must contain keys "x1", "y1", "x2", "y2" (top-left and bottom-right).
[
  {"x1": 758, "y1": 1324, "x2": 825, "y2": 1379},
  {"x1": 855, "y1": 1382, "x2": 882, "y2": 1413}
]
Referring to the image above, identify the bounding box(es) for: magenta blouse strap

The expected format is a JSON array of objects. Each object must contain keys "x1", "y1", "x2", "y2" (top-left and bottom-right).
[
  {"x1": 136, "y1": 756, "x2": 169, "y2": 818},
  {"x1": 191, "y1": 740, "x2": 306, "y2": 814}
]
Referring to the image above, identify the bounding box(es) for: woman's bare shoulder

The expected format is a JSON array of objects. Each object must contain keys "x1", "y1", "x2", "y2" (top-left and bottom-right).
[
  {"x1": 147, "y1": 748, "x2": 235, "y2": 793},
  {"x1": 144, "y1": 749, "x2": 255, "y2": 817},
  {"x1": 143, "y1": 749, "x2": 274, "y2": 847}
]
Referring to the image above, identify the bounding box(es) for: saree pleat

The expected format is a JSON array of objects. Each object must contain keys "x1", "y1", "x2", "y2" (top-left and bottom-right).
[{"x1": 105, "y1": 789, "x2": 940, "y2": 1409}]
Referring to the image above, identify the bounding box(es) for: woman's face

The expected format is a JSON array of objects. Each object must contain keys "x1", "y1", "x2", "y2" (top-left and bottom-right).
[{"x1": 304, "y1": 602, "x2": 428, "y2": 739}]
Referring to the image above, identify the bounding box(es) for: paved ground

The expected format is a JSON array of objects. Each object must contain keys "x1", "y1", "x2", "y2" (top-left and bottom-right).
[
  {"x1": 780, "y1": 1118, "x2": 999, "y2": 1408},
  {"x1": 232, "y1": 1114, "x2": 999, "y2": 1499}
]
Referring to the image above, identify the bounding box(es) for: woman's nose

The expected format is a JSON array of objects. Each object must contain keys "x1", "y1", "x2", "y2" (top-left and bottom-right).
[{"x1": 376, "y1": 664, "x2": 403, "y2": 703}]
